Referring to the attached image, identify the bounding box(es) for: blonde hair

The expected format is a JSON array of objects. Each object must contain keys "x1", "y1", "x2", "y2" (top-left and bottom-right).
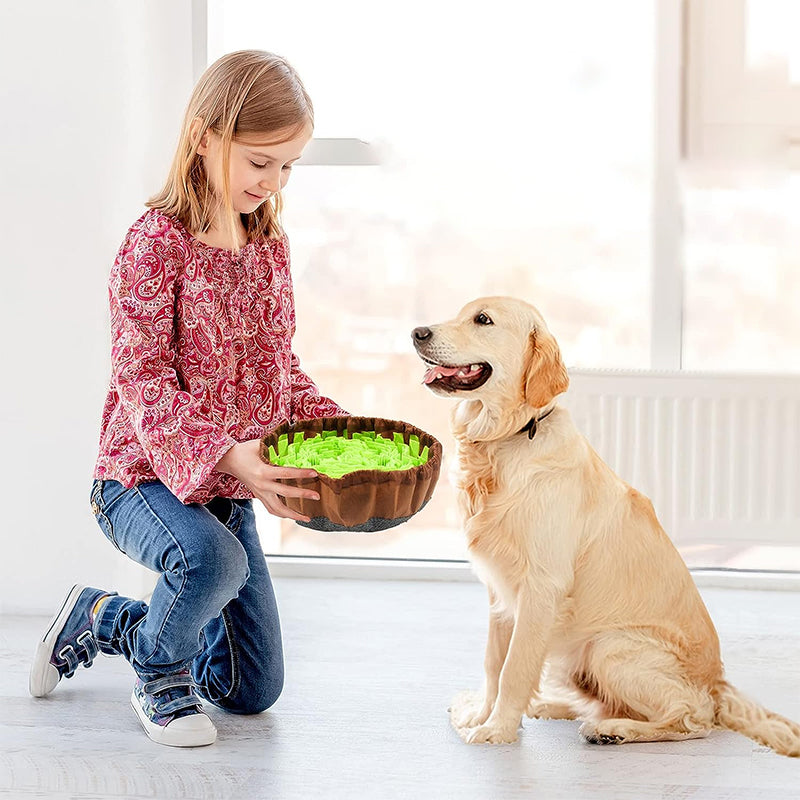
[{"x1": 148, "y1": 50, "x2": 313, "y2": 246}]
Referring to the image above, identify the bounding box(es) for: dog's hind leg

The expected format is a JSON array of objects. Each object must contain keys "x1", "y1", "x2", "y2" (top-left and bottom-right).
[
  {"x1": 575, "y1": 633, "x2": 715, "y2": 745},
  {"x1": 527, "y1": 694, "x2": 581, "y2": 721},
  {"x1": 526, "y1": 660, "x2": 585, "y2": 720}
]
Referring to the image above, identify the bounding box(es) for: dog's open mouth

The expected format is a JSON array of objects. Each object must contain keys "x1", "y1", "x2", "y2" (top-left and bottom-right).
[{"x1": 421, "y1": 359, "x2": 492, "y2": 392}]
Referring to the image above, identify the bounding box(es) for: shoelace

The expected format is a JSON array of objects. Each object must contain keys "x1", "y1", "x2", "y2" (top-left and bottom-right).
[
  {"x1": 143, "y1": 673, "x2": 202, "y2": 716},
  {"x1": 57, "y1": 631, "x2": 98, "y2": 679}
]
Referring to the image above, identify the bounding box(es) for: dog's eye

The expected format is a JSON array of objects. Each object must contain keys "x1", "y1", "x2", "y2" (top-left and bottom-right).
[{"x1": 474, "y1": 312, "x2": 493, "y2": 326}]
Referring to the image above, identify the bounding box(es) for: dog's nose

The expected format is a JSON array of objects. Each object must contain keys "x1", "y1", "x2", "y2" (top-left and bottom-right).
[{"x1": 412, "y1": 326, "x2": 432, "y2": 342}]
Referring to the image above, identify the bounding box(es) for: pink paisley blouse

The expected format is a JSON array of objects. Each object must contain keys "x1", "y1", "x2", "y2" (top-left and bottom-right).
[{"x1": 93, "y1": 208, "x2": 346, "y2": 504}]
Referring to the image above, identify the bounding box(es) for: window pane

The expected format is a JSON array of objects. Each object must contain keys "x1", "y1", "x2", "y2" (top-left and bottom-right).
[
  {"x1": 209, "y1": 0, "x2": 656, "y2": 558},
  {"x1": 682, "y1": 0, "x2": 800, "y2": 373},
  {"x1": 683, "y1": 176, "x2": 800, "y2": 373}
]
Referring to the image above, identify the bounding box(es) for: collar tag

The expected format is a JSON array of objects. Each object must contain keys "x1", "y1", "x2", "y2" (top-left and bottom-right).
[{"x1": 519, "y1": 406, "x2": 555, "y2": 440}]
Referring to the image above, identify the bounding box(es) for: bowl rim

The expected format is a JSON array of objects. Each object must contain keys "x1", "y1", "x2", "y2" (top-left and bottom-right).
[{"x1": 259, "y1": 415, "x2": 443, "y2": 490}]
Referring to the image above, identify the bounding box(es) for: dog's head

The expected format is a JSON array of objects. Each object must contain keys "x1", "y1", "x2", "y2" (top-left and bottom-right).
[{"x1": 412, "y1": 297, "x2": 568, "y2": 439}]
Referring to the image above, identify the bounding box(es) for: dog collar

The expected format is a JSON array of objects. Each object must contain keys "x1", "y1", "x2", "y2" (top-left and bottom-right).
[{"x1": 519, "y1": 406, "x2": 556, "y2": 440}]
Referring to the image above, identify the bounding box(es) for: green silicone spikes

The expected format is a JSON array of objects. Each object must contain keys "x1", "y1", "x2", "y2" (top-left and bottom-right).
[{"x1": 267, "y1": 429, "x2": 430, "y2": 479}]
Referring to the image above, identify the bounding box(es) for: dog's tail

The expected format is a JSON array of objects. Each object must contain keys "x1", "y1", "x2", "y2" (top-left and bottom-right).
[{"x1": 714, "y1": 681, "x2": 800, "y2": 757}]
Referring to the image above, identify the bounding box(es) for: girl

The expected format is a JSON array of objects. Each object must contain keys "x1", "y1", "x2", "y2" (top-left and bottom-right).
[{"x1": 29, "y1": 50, "x2": 346, "y2": 747}]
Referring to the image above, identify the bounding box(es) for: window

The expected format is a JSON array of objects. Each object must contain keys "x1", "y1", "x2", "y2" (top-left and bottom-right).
[
  {"x1": 682, "y1": 0, "x2": 800, "y2": 372},
  {"x1": 206, "y1": 0, "x2": 799, "y2": 569}
]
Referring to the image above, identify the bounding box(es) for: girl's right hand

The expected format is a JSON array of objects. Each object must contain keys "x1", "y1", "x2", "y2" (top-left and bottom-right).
[{"x1": 214, "y1": 439, "x2": 320, "y2": 523}]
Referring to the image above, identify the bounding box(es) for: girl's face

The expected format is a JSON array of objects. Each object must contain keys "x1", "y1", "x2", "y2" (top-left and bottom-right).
[{"x1": 196, "y1": 123, "x2": 312, "y2": 217}]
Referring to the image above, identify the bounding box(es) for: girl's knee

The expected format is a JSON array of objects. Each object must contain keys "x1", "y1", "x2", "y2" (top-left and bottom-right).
[
  {"x1": 184, "y1": 535, "x2": 250, "y2": 598},
  {"x1": 227, "y1": 671, "x2": 284, "y2": 715},
  {"x1": 196, "y1": 656, "x2": 283, "y2": 715}
]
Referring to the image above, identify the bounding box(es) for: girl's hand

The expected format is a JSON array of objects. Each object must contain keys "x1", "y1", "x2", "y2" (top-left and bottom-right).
[{"x1": 214, "y1": 439, "x2": 319, "y2": 523}]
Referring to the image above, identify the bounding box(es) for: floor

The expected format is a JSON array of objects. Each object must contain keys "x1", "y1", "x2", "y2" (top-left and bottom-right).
[{"x1": 2, "y1": 577, "x2": 799, "y2": 800}]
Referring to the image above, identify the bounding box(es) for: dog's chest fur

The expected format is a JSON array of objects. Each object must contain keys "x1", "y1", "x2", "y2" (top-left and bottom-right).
[{"x1": 454, "y1": 435, "x2": 559, "y2": 612}]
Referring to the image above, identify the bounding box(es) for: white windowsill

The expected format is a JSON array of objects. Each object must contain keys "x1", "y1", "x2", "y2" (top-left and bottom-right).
[
  {"x1": 266, "y1": 556, "x2": 476, "y2": 582},
  {"x1": 266, "y1": 555, "x2": 800, "y2": 591}
]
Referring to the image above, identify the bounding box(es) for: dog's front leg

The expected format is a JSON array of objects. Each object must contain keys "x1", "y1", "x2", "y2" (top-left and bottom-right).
[
  {"x1": 459, "y1": 584, "x2": 556, "y2": 745},
  {"x1": 450, "y1": 592, "x2": 513, "y2": 728}
]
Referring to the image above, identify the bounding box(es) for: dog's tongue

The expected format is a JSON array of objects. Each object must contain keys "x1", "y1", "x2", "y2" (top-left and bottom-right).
[
  {"x1": 424, "y1": 364, "x2": 483, "y2": 384},
  {"x1": 423, "y1": 365, "x2": 461, "y2": 385}
]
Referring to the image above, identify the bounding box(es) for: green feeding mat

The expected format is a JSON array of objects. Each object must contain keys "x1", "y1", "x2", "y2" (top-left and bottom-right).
[{"x1": 266, "y1": 429, "x2": 430, "y2": 479}]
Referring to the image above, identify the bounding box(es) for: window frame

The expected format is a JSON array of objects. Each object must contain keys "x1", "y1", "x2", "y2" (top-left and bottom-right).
[{"x1": 651, "y1": 0, "x2": 685, "y2": 370}]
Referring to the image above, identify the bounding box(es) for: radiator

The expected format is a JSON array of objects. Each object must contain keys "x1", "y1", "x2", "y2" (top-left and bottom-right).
[{"x1": 560, "y1": 370, "x2": 800, "y2": 547}]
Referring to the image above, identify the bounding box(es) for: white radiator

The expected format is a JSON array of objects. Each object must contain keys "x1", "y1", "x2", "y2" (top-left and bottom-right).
[{"x1": 561, "y1": 370, "x2": 800, "y2": 547}]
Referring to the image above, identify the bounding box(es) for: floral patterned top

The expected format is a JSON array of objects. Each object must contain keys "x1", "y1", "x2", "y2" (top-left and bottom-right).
[{"x1": 93, "y1": 208, "x2": 346, "y2": 504}]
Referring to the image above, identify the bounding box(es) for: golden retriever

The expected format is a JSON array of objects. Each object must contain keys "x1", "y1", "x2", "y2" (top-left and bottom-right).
[{"x1": 412, "y1": 296, "x2": 800, "y2": 756}]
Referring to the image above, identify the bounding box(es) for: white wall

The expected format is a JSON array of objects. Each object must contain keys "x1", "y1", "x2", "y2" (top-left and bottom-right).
[{"x1": 0, "y1": 1, "x2": 197, "y2": 614}]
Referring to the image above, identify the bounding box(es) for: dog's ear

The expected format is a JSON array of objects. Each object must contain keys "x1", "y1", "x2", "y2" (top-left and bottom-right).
[{"x1": 523, "y1": 330, "x2": 569, "y2": 408}]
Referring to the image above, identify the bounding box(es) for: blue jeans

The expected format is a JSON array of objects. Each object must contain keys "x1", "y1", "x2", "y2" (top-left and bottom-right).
[{"x1": 89, "y1": 478, "x2": 284, "y2": 714}]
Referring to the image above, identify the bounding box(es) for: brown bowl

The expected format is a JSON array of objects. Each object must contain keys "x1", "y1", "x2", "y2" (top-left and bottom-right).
[{"x1": 259, "y1": 416, "x2": 442, "y2": 532}]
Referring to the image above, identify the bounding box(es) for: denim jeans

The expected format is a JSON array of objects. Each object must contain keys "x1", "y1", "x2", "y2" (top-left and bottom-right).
[{"x1": 89, "y1": 478, "x2": 284, "y2": 714}]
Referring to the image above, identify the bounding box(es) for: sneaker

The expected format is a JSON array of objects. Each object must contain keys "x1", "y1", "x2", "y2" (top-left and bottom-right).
[
  {"x1": 29, "y1": 584, "x2": 112, "y2": 697},
  {"x1": 130, "y1": 672, "x2": 217, "y2": 747}
]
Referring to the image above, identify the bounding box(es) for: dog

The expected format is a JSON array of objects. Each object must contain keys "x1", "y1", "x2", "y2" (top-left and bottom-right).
[{"x1": 412, "y1": 296, "x2": 800, "y2": 756}]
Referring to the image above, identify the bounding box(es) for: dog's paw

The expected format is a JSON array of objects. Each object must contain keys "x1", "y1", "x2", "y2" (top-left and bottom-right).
[
  {"x1": 449, "y1": 689, "x2": 492, "y2": 729},
  {"x1": 526, "y1": 699, "x2": 578, "y2": 720},
  {"x1": 579, "y1": 722, "x2": 624, "y2": 746},
  {"x1": 458, "y1": 720, "x2": 520, "y2": 745}
]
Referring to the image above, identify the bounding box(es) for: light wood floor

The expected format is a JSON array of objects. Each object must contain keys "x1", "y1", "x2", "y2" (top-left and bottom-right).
[{"x1": 2, "y1": 577, "x2": 799, "y2": 799}]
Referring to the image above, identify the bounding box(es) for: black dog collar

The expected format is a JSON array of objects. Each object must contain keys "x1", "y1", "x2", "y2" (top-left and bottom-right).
[{"x1": 519, "y1": 406, "x2": 556, "y2": 440}]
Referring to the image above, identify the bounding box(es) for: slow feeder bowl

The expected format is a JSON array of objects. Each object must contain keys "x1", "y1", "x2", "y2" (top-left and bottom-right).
[{"x1": 259, "y1": 416, "x2": 442, "y2": 532}]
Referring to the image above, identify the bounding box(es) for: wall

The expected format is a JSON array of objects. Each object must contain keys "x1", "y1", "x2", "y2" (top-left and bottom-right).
[{"x1": 0, "y1": 1, "x2": 196, "y2": 614}]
